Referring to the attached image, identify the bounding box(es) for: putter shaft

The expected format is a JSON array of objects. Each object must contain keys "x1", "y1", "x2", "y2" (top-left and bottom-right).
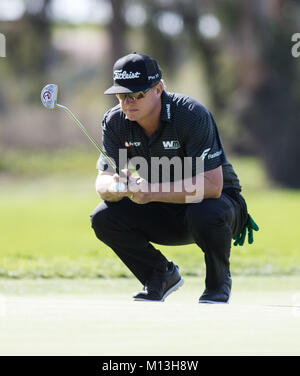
[{"x1": 56, "y1": 103, "x2": 117, "y2": 171}]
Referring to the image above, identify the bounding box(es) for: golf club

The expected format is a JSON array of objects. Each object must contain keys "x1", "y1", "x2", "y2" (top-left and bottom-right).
[{"x1": 40, "y1": 84, "x2": 126, "y2": 192}]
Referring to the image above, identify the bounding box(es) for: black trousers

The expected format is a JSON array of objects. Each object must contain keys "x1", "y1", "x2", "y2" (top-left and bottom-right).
[{"x1": 90, "y1": 190, "x2": 248, "y2": 289}]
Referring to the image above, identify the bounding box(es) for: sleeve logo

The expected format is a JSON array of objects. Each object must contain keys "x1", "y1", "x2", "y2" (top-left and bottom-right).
[{"x1": 200, "y1": 148, "x2": 211, "y2": 160}]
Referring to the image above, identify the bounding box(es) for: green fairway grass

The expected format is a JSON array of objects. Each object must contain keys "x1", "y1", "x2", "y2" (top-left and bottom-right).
[{"x1": 0, "y1": 152, "x2": 299, "y2": 278}]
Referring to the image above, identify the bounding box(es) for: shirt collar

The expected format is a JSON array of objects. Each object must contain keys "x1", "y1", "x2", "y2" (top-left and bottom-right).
[{"x1": 160, "y1": 91, "x2": 172, "y2": 123}]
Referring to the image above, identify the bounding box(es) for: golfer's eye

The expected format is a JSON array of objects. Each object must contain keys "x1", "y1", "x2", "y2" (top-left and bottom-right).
[
  {"x1": 116, "y1": 92, "x2": 145, "y2": 101},
  {"x1": 135, "y1": 92, "x2": 145, "y2": 100},
  {"x1": 117, "y1": 94, "x2": 127, "y2": 100}
]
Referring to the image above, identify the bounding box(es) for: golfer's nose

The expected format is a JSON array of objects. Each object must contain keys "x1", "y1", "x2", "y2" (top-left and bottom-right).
[{"x1": 124, "y1": 96, "x2": 135, "y2": 104}]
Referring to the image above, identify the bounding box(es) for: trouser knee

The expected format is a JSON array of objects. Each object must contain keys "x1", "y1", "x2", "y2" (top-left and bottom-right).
[
  {"x1": 90, "y1": 205, "x2": 113, "y2": 242},
  {"x1": 186, "y1": 203, "x2": 230, "y2": 246}
]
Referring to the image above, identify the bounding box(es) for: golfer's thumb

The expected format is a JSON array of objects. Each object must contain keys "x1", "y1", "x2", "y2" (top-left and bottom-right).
[
  {"x1": 112, "y1": 173, "x2": 119, "y2": 182},
  {"x1": 121, "y1": 169, "x2": 131, "y2": 178}
]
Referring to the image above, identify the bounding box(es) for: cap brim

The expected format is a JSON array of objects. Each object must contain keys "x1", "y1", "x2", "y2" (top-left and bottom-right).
[{"x1": 104, "y1": 84, "x2": 151, "y2": 95}]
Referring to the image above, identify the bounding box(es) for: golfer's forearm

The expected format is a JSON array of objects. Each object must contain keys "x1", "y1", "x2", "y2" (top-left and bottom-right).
[
  {"x1": 149, "y1": 175, "x2": 222, "y2": 203},
  {"x1": 149, "y1": 177, "x2": 201, "y2": 204},
  {"x1": 149, "y1": 189, "x2": 197, "y2": 203},
  {"x1": 204, "y1": 176, "x2": 222, "y2": 198}
]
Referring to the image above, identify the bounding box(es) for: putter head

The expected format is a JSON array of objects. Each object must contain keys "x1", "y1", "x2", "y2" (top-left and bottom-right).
[{"x1": 41, "y1": 84, "x2": 58, "y2": 109}]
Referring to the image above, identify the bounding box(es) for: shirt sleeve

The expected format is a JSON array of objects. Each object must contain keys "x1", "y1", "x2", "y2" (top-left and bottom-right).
[
  {"x1": 183, "y1": 109, "x2": 225, "y2": 174},
  {"x1": 96, "y1": 113, "x2": 123, "y2": 174}
]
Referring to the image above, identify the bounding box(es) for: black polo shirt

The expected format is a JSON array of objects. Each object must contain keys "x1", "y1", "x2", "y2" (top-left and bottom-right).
[{"x1": 97, "y1": 91, "x2": 241, "y2": 191}]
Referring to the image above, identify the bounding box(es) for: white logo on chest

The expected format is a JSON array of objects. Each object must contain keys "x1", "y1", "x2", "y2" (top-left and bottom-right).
[
  {"x1": 125, "y1": 141, "x2": 141, "y2": 147},
  {"x1": 162, "y1": 140, "x2": 181, "y2": 150}
]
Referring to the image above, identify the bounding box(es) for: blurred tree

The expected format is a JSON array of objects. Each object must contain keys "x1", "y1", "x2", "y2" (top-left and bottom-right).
[
  {"x1": 170, "y1": 0, "x2": 300, "y2": 187},
  {"x1": 1, "y1": 0, "x2": 53, "y2": 103},
  {"x1": 105, "y1": 0, "x2": 300, "y2": 186},
  {"x1": 140, "y1": 0, "x2": 183, "y2": 77},
  {"x1": 223, "y1": 0, "x2": 300, "y2": 187},
  {"x1": 105, "y1": 0, "x2": 128, "y2": 106},
  {"x1": 1, "y1": 0, "x2": 299, "y2": 187},
  {"x1": 173, "y1": 1, "x2": 225, "y2": 109},
  {"x1": 109, "y1": 0, "x2": 127, "y2": 64}
]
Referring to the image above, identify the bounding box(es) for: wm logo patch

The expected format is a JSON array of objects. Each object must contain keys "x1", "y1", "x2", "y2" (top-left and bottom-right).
[{"x1": 162, "y1": 140, "x2": 181, "y2": 150}]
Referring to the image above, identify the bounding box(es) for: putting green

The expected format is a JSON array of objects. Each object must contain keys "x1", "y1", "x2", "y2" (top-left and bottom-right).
[{"x1": 0, "y1": 277, "x2": 299, "y2": 356}]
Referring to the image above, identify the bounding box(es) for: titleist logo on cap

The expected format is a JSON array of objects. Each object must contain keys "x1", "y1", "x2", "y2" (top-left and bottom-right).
[{"x1": 114, "y1": 70, "x2": 141, "y2": 80}]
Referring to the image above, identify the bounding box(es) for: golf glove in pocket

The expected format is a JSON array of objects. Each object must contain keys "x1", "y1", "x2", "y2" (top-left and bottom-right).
[{"x1": 233, "y1": 213, "x2": 259, "y2": 246}]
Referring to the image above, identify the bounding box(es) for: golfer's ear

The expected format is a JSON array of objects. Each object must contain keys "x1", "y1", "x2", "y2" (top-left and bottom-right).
[{"x1": 155, "y1": 82, "x2": 164, "y2": 96}]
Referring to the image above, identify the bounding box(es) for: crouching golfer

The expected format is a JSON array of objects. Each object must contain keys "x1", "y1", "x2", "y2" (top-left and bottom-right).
[{"x1": 90, "y1": 53, "x2": 258, "y2": 303}]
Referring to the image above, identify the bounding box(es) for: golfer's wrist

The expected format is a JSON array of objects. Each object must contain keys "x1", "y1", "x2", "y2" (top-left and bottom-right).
[{"x1": 146, "y1": 182, "x2": 158, "y2": 202}]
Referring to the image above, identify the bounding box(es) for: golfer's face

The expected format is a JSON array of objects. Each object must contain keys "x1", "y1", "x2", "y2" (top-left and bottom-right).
[{"x1": 117, "y1": 87, "x2": 158, "y2": 122}]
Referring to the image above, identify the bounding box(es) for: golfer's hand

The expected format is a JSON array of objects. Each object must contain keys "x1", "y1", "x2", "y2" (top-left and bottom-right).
[
  {"x1": 128, "y1": 177, "x2": 152, "y2": 204},
  {"x1": 96, "y1": 170, "x2": 131, "y2": 202}
]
